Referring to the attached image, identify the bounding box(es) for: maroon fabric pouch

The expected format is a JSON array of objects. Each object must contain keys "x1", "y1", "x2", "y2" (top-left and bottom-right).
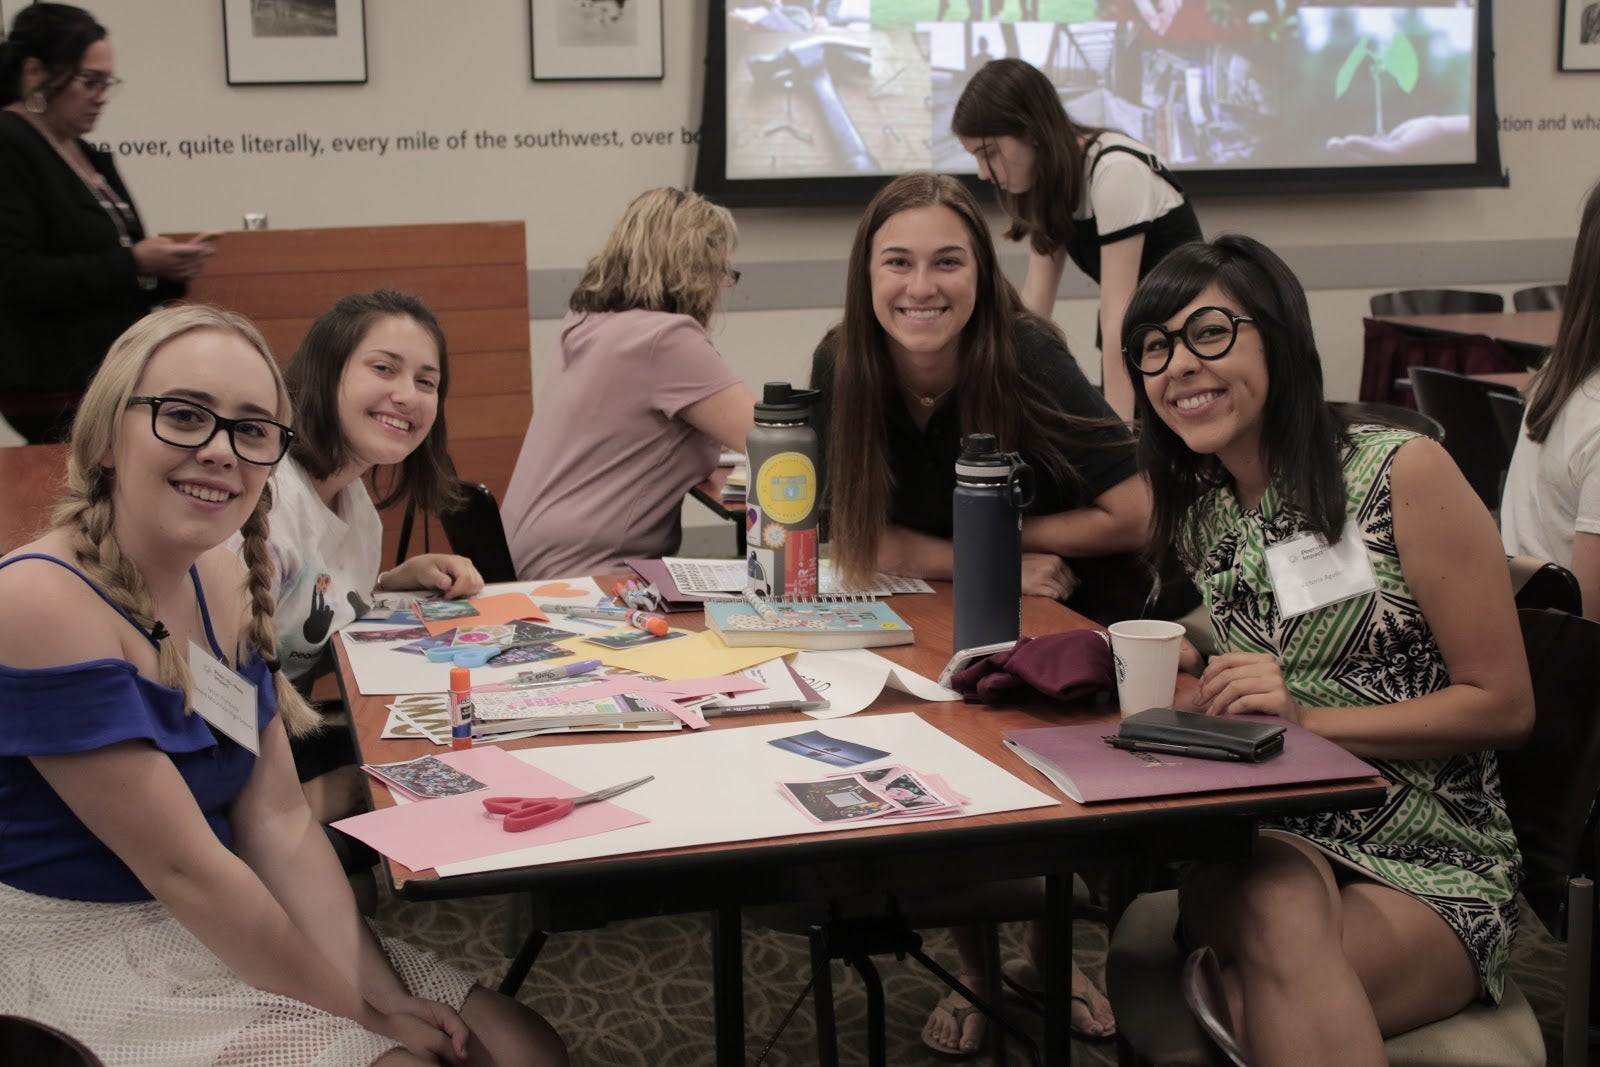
[{"x1": 949, "y1": 630, "x2": 1115, "y2": 706}]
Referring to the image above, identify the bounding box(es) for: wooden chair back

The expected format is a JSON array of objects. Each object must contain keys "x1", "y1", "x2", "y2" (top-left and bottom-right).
[
  {"x1": 185, "y1": 221, "x2": 532, "y2": 567},
  {"x1": 0, "y1": 443, "x2": 69, "y2": 554}
]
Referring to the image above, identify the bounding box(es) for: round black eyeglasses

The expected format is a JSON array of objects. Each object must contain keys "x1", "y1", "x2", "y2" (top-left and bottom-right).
[
  {"x1": 127, "y1": 396, "x2": 293, "y2": 466},
  {"x1": 1124, "y1": 306, "x2": 1256, "y2": 377}
]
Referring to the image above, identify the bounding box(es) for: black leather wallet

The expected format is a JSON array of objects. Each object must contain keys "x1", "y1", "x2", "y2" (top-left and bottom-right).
[{"x1": 1111, "y1": 708, "x2": 1287, "y2": 762}]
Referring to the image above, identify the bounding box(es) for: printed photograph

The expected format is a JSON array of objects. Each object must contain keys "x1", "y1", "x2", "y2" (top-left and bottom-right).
[
  {"x1": 781, "y1": 777, "x2": 900, "y2": 823},
  {"x1": 251, "y1": 0, "x2": 337, "y2": 38},
  {"x1": 769, "y1": 729, "x2": 891, "y2": 767}
]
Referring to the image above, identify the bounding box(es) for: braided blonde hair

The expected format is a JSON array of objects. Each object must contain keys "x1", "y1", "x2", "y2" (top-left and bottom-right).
[{"x1": 52, "y1": 305, "x2": 318, "y2": 736}]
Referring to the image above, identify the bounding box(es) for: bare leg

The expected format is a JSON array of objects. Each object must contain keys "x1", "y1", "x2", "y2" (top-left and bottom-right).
[
  {"x1": 458, "y1": 986, "x2": 569, "y2": 1067},
  {"x1": 922, "y1": 925, "x2": 992, "y2": 1054},
  {"x1": 1015, "y1": 922, "x2": 1115, "y2": 1037},
  {"x1": 1181, "y1": 834, "x2": 1478, "y2": 1067}
]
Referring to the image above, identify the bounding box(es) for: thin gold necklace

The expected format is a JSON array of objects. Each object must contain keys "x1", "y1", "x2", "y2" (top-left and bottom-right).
[{"x1": 906, "y1": 384, "x2": 953, "y2": 409}]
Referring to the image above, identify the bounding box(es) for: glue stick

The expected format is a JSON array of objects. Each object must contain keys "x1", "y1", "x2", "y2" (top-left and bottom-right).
[{"x1": 449, "y1": 667, "x2": 474, "y2": 750}]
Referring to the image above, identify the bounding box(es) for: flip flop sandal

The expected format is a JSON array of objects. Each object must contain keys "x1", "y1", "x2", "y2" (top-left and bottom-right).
[
  {"x1": 920, "y1": 993, "x2": 988, "y2": 1060},
  {"x1": 1000, "y1": 958, "x2": 1117, "y2": 1040}
]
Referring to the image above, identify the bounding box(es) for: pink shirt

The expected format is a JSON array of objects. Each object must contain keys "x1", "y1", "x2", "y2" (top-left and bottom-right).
[{"x1": 501, "y1": 309, "x2": 741, "y2": 579}]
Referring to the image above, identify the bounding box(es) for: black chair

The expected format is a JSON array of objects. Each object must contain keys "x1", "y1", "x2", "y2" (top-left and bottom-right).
[
  {"x1": 1406, "y1": 366, "x2": 1512, "y2": 508},
  {"x1": 1329, "y1": 400, "x2": 1444, "y2": 441},
  {"x1": 1513, "y1": 284, "x2": 1566, "y2": 312},
  {"x1": 0, "y1": 1016, "x2": 107, "y2": 1067},
  {"x1": 1370, "y1": 289, "x2": 1505, "y2": 317},
  {"x1": 1510, "y1": 555, "x2": 1583, "y2": 616},
  {"x1": 1486, "y1": 390, "x2": 1528, "y2": 457},
  {"x1": 438, "y1": 481, "x2": 518, "y2": 583}
]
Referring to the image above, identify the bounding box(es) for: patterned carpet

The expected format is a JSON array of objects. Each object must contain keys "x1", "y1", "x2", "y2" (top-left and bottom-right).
[{"x1": 373, "y1": 888, "x2": 1574, "y2": 1066}]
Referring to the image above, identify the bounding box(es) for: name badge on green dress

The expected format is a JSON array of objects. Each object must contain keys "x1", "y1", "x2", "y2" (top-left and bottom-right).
[
  {"x1": 187, "y1": 641, "x2": 260, "y2": 755},
  {"x1": 1263, "y1": 518, "x2": 1378, "y2": 619}
]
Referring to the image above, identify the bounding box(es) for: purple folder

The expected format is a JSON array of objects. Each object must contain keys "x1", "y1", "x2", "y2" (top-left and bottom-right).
[{"x1": 1002, "y1": 717, "x2": 1380, "y2": 804}]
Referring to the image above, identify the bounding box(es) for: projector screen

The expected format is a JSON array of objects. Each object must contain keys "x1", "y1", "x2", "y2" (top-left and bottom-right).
[{"x1": 694, "y1": 1, "x2": 1502, "y2": 207}]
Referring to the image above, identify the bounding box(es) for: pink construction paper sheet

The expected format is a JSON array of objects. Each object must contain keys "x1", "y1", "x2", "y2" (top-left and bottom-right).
[{"x1": 334, "y1": 746, "x2": 649, "y2": 871}]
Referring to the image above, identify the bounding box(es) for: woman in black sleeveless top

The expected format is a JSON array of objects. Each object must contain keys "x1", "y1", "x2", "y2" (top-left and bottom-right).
[{"x1": 954, "y1": 57, "x2": 1202, "y2": 420}]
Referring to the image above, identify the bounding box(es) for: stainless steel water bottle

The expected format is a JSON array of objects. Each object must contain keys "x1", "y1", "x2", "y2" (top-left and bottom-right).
[
  {"x1": 953, "y1": 433, "x2": 1034, "y2": 652},
  {"x1": 745, "y1": 382, "x2": 821, "y2": 599}
]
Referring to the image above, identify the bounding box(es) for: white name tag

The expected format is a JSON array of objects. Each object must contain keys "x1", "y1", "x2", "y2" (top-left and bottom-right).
[
  {"x1": 1263, "y1": 518, "x2": 1378, "y2": 619},
  {"x1": 187, "y1": 641, "x2": 261, "y2": 755}
]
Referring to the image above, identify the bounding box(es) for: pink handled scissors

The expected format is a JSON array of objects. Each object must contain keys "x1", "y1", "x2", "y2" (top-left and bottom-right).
[{"x1": 481, "y1": 775, "x2": 654, "y2": 833}]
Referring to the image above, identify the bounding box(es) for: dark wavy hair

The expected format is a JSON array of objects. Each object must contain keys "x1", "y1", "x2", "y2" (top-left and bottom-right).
[
  {"x1": 821, "y1": 172, "x2": 1103, "y2": 587},
  {"x1": 0, "y1": 3, "x2": 105, "y2": 108},
  {"x1": 1525, "y1": 179, "x2": 1600, "y2": 444},
  {"x1": 285, "y1": 289, "x2": 462, "y2": 514},
  {"x1": 950, "y1": 57, "x2": 1106, "y2": 257},
  {"x1": 1122, "y1": 234, "x2": 1346, "y2": 570}
]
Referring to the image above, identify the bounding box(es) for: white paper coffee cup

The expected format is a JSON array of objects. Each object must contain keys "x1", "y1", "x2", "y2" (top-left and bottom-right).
[{"x1": 1108, "y1": 619, "x2": 1186, "y2": 718}]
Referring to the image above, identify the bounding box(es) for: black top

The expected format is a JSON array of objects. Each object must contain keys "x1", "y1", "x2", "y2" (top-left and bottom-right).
[
  {"x1": 809, "y1": 318, "x2": 1137, "y2": 539},
  {"x1": 1063, "y1": 142, "x2": 1203, "y2": 287},
  {"x1": 0, "y1": 111, "x2": 182, "y2": 411}
]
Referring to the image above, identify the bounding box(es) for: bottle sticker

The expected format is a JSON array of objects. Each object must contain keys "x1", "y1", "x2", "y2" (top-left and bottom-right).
[{"x1": 755, "y1": 452, "x2": 817, "y2": 525}]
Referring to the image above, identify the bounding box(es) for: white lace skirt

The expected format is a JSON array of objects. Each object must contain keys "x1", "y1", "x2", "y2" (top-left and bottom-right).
[{"x1": 0, "y1": 880, "x2": 476, "y2": 1067}]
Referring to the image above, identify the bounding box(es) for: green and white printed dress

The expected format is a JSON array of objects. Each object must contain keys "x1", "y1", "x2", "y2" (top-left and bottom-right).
[{"x1": 1189, "y1": 425, "x2": 1521, "y2": 1000}]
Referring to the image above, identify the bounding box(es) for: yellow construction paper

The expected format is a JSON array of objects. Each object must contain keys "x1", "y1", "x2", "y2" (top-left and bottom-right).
[{"x1": 552, "y1": 629, "x2": 798, "y2": 679}]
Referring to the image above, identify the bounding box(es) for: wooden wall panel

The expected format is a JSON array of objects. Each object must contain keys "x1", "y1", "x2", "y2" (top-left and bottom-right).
[{"x1": 186, "y1": 221, "x2": 533, "y2": 564}]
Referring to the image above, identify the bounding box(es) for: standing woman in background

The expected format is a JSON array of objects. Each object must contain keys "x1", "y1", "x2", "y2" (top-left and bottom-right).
[
  {"x1": 953, "y1": 56, "x2": 1202, "y2": 420},
  {"x1": 501, "y1": 186, "x2": 756, "y2": 580},
  {"x1": 0, "y1": 3, "x2": 216, "y2": 442},
  {"x1": 1501, "y1": 179, "x2": 1600, "y2": 620}
]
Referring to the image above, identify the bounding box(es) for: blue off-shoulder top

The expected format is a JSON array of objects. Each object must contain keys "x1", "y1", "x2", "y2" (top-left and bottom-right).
[{"x1": 0, "y1": 554, "x2": 278, "y2": 902}]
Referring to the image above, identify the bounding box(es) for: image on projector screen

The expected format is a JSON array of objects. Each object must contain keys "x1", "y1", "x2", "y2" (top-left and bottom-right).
[{"x1": 722, "y1": 2, "x2": 1478, "y2": 180}]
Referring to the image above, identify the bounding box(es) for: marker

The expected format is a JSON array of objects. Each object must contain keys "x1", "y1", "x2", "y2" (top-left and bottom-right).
[
  {"x1": 544, "y1": 604, "x2": 670, "y2": 637},
  {"x1": 743, "y1": 590, "x2": 783, "y2": 625},
  {"x1": 510, "y1": 658, "x2": 604, "y2": 686}
]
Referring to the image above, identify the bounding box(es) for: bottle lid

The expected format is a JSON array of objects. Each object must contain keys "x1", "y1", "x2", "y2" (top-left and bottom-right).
[
  {"x1": 956, "y1": 433, "x2": 1009, "y2": 478},
  {"x1": 450, "y1": 666, "x2": 471, "y2": 690},
  {"x1": 754, "y1": 381, "x2": 820, "y2": 422}
]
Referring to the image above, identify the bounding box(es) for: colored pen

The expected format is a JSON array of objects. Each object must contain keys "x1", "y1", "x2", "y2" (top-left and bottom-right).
[
  {"x1": 743, "y1": 590, "x2": 783, "y2": 625},
  {"x1": 512, "y1": 659, "x2": 604, "y2": 685},
  {"x1": 1102, "y1": 736, "x2": 1243, "y2": 762},
  {"x1": 545, "y1": 604, "x2": 670, "y2": 636}
]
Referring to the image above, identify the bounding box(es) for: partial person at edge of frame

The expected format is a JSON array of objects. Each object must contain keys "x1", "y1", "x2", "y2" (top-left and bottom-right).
[
  {"x1": 952, "y1": 56, "x2": 1203, "y2": 420},
  {"x1": 0, "y1": 3, "x2": 218, "y2": 442},
  {"x1": 0, "y1": 303, "x2": 567, "y2": 1067},
  {"x1": 500, "y1": 186, "x2": 757, "y2": 581},
  {"x1": 1126, "y1": 233, "x2": 1531, "y2": 1066},
  {"x1": 1501, "y1": 177, "x2": 1600, "y2": 620},
  {"x1": 228, "y1": 289, "x2": 483, "y2": 886}
]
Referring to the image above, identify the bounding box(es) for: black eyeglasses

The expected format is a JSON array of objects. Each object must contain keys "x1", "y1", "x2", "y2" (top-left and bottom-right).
[
  {"x1": 725, "y1": 268, "x2": 742, "y2": 287},
  {"x1": 1125, "y1": 306, "x2": 1257, "y2": 376},
  {"x1": 74, "y1": 71, "x2": 123, "y2": 96},
  {"x1": 127, "y1": 396, "x2": 293, "y2": 466}
]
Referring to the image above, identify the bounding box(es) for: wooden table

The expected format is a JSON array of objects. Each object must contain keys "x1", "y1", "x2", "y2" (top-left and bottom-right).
[
  {"x1": 1376, "y1": 310, "x2": 1560, "y2": 352},
  {"x1": 338, "y1": 585, "x2": 1386, "y2": 1066}
]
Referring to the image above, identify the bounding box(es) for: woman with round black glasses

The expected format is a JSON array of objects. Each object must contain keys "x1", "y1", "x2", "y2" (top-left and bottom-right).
[{"x1": 1122, "y1": 234, "x2": 1532, "y2": 1066}]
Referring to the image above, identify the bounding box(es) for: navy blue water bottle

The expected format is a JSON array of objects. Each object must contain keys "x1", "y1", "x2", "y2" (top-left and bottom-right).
[{"x1": 953, "y1": 433, "x2": 1035, "y2": 652}]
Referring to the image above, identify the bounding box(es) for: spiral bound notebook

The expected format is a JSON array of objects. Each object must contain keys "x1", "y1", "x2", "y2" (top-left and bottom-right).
[{"x1": 703, "y1": 596, "x2": 915, "y2": 650}]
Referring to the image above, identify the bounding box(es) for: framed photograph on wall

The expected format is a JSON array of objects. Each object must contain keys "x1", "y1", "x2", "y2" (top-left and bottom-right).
[
  {"x1": 530, "y1": 0, "x2": 664, "y2": 82},
  {"x1": 1560, "y1": 0, "x2": 1600, "y2": 71},
  {"x1": 222, "y1": 0, "x2": 368, "y2": 85}
]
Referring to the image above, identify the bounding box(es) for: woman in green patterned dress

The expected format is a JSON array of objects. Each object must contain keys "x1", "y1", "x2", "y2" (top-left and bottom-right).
[{"x1": 1121, "y1": 234, "x2": 1533, "y2": 1066}]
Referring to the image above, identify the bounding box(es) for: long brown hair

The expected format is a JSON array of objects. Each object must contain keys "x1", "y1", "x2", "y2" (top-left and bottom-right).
[
  {"x1": 1525, "y1": 180, "x2": 1600, "y2": 444},
  {"x1": 569, "y1": 187, "x2": 737, "y2": 329},
  {"x1": 54, "y1": 306, "x2": 317, "y2": 735},
  {"x1": 823, "y1": 172, "x2": 1100, "y2": 586},
  {"x1": 951, "y1": 57, "x2": 1105, "y2": 257}
]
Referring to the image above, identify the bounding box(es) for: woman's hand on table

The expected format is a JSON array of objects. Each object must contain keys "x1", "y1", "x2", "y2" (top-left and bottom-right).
[
  {"x1": 1193, "y1": 652, "x2": 1302, "y2": 722},
  {"x1": 386, "y1": 554, "x2": 484, "y2": 598},
  {"x1": 1021, "y1": 552, "x2": 1078, "y2": 601}
]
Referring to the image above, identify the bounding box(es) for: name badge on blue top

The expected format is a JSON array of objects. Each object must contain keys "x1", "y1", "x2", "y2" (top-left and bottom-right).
[{"x1": 187, "y1": 640, "x2": 261, "y2": 755}]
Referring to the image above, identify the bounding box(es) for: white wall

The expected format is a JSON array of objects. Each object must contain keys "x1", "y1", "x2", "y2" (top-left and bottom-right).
[{"x1": 81, "y1": 2, "x2": 1597, "y2": 540}]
